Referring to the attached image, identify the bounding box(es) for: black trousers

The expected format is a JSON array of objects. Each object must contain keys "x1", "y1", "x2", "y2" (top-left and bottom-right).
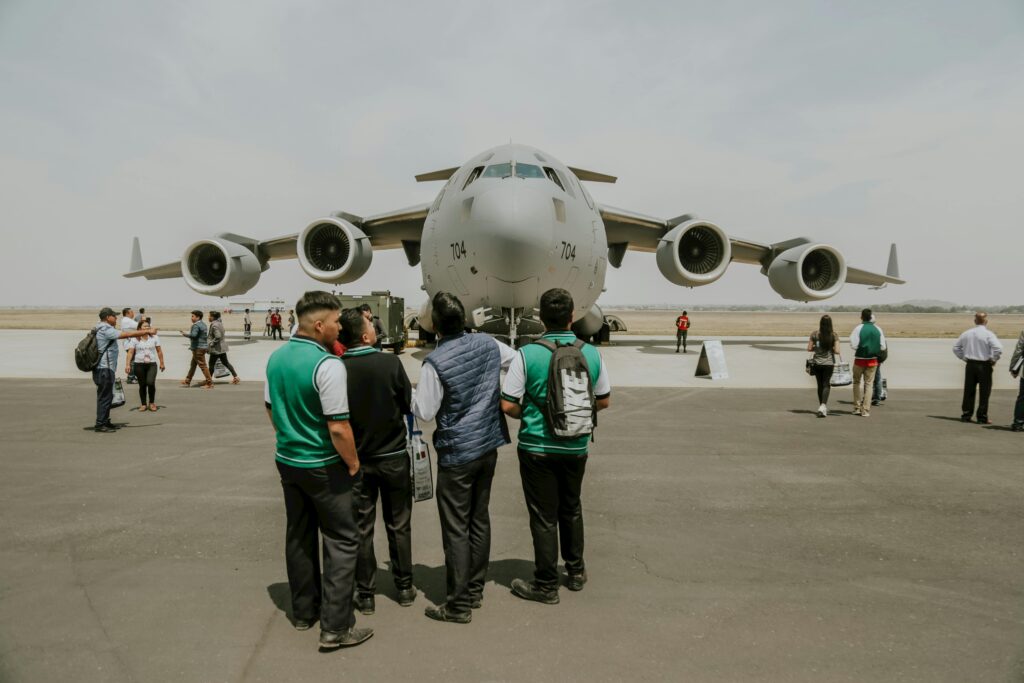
[
  {"x1": 436, "y1": 450, "x2": 497, "y2": 615},
  {"x1": 135, "y1": 362, "x2": 157, "y2": 404},
  {"x1": 962, "y1": 360, "x2": 994, "y2": 420},
  {"x1": 92, "y1": 367, "x2": 114, "y2": 426},
  {"x1": 354, "y1": 455, "x2": 414, "y2": 595},
  {"x1": 1014, "y1": 376, "x2": 1024, "y2": 425},
  {"x1": 276, "y1": 461, "x2": 360, "y2": 632},
  {"x1": 812, "y1": 364, "x2": 834, "y2": 405},
  {"x1": 272, "y1": 325, "x2": 283, "y2": 340},
  {"x1": 208, "y1": 352, "x2": 237, "y2": 378},
  {"x1": 518, "y1": 451, "x2": 587, "y2": 592},
  {"x1": 676, "y1": 330, "x2": 688, "y2": 351}
]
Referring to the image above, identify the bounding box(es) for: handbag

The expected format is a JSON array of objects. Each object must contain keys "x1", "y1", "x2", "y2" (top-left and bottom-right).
[
  {"x1": 212, "y1": 359, "x2": 231, "y2": 378},
  {"x1": 805, "y1": 357, "x2": 814, "y2": 375},
  {"x1": 830, "y1": 357, "x2": 853, "y2": 387},
  {"x1": 406, "y1": 415, "x2": 434, "y2": 502},
  {"x1": 111, "y1": 378, "x2": 126, "y2": 408}
]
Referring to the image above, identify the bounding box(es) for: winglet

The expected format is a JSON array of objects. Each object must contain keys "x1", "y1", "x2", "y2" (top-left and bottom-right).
[
  {"x1": 130, "y1": 237, "x2": 143, "y2": 272},
  {"x1": 886, "y1": 243, "x2": 900, "y2": 279}
]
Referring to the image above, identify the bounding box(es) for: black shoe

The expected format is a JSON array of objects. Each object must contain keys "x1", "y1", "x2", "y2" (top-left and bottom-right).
[
  {"x1": 1011, "y1": 423, "x2": 1024, "y2": 432},
  {"x1": 510, "y1": 578, "x2": 559, "y2": 604},
  {"x1": 871, "y1": 400, "x2": 880, "y2": 406},
  {"x1": 354, "y1": 594, "x2": 375, "y2": 615},
  {"x1": 566, "y1": 571, "x2": 588, "y2": 592},
  {"x1": 94, "y1": 424, "x2": 117, "y2": 433},
  {"x1": 977, "y1": 418, "x2": 992, "y2": 425},
  {"x1": 960, "y1": 415, "x2": 972, "y2": 423},
  {"x1": 292, "y1": 615, "x2": 318, "y2": 631},
  {"x1": 396, "y1": 587, "x2": 417, "y2": 606},
  {"x1": 319, "y1": 627, "x2": 373, "y2": 649},
  {"x1": 424, "y1": 603, "x2": 471, "y2": 624},
  {"x1": 469, "y1": 596, "x2": 482, "y2": 609}
]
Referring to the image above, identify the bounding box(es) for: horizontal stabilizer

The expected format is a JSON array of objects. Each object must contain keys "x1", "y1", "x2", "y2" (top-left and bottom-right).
[{"x1": 568, "y1": 166, "x2": 617, "y2": 183}]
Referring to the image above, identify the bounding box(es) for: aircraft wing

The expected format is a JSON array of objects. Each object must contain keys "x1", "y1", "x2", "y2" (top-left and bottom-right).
[
  {"x1": 598, "y1": 204, "x2": 905, "y2": 286},
  {"x1": 123, "y1": 203, "x2": 430, "y2": 279}
]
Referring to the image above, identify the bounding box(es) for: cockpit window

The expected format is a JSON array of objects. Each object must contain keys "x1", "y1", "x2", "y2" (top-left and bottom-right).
[
  {"x1": 514, "y1": 163, "x2": 544, "y2": 179},
  {"x1": 482, "y1": 163, "x2": 512, "y2": 178},
  {"x1": 544, "y1": 167, "x2": 565, "y2": 192},
  {"x1": 462, "y1": 166, "x2": 483, "y2": 190}
]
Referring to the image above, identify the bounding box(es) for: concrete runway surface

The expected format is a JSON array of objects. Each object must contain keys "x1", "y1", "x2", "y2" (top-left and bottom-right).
[{"x1": 1, "y1": 378, "x2": 1022, "y2": 682}]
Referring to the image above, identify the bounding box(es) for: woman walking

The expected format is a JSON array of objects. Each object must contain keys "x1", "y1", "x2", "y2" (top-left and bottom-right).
[
  {"x1": 807, "y1": 314, "x2": 841, "y2": 417},
  {"x1": 125, "y1": 319, "x2": 164, "y2": 411},
  {"x1": 207, "y1": 311, "x2": 240, "y2": 384}
]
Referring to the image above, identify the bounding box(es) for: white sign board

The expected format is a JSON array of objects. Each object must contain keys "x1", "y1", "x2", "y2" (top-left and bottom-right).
[{"x1": 694, "y1": 340, "x2": 729, "y2": 380}]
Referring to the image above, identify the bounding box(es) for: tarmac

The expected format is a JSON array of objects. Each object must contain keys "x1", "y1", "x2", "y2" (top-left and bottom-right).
[{"x1": 1, "y1": 334, "x2": 1023, "y2": 682}]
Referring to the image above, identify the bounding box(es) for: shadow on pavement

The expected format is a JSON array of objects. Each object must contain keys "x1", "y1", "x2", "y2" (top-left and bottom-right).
[{"x1": 926, "y1": 415, "x2": 970, "y2": 423}]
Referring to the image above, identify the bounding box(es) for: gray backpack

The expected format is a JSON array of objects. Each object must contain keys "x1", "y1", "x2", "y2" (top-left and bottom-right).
[{"x1": 534, "y1": 339, "x2": 596, "y2": 440}]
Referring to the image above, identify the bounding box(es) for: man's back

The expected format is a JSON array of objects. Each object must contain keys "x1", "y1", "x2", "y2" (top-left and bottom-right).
[{"x1": 342, "y1": 346, "x2": 411, "y2": 458}]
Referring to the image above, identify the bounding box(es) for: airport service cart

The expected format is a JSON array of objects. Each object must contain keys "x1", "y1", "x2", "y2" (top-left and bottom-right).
[{"x1": 335, "y1": 291, "x2": 407, "y2": 353}]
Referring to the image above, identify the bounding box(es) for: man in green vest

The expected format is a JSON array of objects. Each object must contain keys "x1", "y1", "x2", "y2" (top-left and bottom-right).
[
  {"x1": 849, "y1": 308, "x2": 887, "y2": 417},
  {"x1": 500, "y1": 288, "x2": 611, "y2": 604},
  {"x1": 264, "y1": 291, "x2": 371, "y2": 650}
]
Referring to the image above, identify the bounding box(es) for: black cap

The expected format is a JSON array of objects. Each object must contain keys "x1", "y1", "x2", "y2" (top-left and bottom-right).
[{"x1": 98, "y1": 307, "x2": 116, "y2": 319}]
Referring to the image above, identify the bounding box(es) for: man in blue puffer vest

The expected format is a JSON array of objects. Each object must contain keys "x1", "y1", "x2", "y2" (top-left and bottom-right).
[{"x1": 412, "y1": 292, "x2": 515, "y2": 623}]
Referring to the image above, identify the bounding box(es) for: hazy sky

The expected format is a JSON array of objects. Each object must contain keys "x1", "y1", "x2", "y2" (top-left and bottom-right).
[{"x1": 2, "y1": 1, "x2": 1022, "y2": 308}]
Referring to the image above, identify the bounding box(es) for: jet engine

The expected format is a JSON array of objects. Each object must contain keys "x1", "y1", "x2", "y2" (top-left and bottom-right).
[
  {"x1": 655, "y1": 219, "x2": 731, "y2": 286},
  {"x1": 297, "y1": 217, "x2": 373, "y2": 284},
  {"x1": 181, "y1": 236, "x2": 262, "y2": 297},
  {"x1": 766, "y1": 244, "x2": 847, "y2": 301},
  {"x1": 571, "y1": 303, "x2": 605, "y2": 339}
]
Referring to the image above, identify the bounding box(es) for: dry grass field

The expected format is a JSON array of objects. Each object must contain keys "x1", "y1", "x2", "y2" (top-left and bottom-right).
[{"x1": 3, "y1": 308, "x2": 1022, "y2": 338}]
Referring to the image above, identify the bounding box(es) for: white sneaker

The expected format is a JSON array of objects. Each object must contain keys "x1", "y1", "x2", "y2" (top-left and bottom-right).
[
  {"x1": 821, "y1": 404, "x2": 828, "y2": 417},
  {"x1": 816, "y1": 405, "x2": 825, "y2": 418},
  {"x1": 853, "y1": 406, "x2": 863, "y2": 416}
]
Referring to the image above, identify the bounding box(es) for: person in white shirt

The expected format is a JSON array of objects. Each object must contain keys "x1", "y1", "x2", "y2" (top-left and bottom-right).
[
  {"x1": 952, "y1": 312, "x2": 1003, "y2": 424},
  {"x1": 120, "y1": 308, "x2": 139, "y2": 384},
  {"x1": 125, "y1": 320, "x2": 164, "y2": 411}
]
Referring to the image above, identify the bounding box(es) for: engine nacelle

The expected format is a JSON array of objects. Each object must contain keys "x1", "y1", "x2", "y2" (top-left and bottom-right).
[
  {"x1": 655, "y1": 220, "x2": 731, "y2": 287},
  {"x1": 297, "y1": 217, "x2": 372, "y2": 284},
  {"x1": 767, "y1": 244, "x2": 847, "y2": 301},
  {"x1": 571, "y1": 303, "x2": 605, "y2": 338},
  {"x1": 181, "y1": 237, "x2": 262, "y2": 297}
]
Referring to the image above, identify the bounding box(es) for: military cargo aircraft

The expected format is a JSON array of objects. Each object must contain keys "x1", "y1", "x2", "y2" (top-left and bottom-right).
[{"x1": 125, "y1": 143, "x2": 903, "y2": 342}]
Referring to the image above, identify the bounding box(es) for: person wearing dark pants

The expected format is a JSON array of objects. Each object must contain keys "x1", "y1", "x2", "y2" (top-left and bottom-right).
[
  {"x1": 953, "y1": 312, "x2": 1003, "y2": 424},
  {"x1": 1011, "y1": 330, "x2": 1024, "y2": 432},
  {"x1": 339, "y1": 309, "x2": 416, "y2": 614},
  {"x1": 807, "y1": 315, "x2": 840, "y2": 417},
  {"x1": 517, "y1": 452, "x2": 586, "y2": 592},
  {"x1": 501, "y1": 288, "x2": 612, "y2": 604},
  {"x1": 207, "y1": 311, "x2": 240, "y2": 384},
  {"x1": 675, "y1": 311, "x2": 689, "y2": 353},
  {"x1": 265, "y1": 291, "x2": 372, "y2": 650},
  {"x1": 125, "y1": 320, "x2": 164, "y2": 411},
  {"x1": 411, "y1": 292, "x2": 515, "y2": 624},
  {"x1": 91, "y1": 307, "x2": 158, "y2": 432}
]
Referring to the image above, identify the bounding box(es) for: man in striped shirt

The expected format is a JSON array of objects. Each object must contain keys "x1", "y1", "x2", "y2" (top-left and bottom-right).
[{"x1": 264, "y1": 291, "x2": 371, "y2": 650}]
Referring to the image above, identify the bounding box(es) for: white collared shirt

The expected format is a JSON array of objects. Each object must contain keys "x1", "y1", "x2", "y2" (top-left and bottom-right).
[{"x1": 953, "y1": 325, "x2": 1003, "y2": 362}]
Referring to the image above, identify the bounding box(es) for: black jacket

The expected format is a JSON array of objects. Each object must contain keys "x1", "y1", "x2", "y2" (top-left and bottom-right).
[{"x1": 342, "y1": 347, "x2": 412, "y2": 458}]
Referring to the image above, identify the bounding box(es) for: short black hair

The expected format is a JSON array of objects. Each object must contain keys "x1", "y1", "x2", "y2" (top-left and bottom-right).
[
  {"x1": 122, "y1": 307, "x2": 132, "y2": 316},
  {"x1": 339, "y1": 308, "x2": 369, "y2": 346},
  {"x1": 861, "y1": 308, "x2": 872, "y2": 322},
  {"x1": 539, "y1": 288, "x2": 574, "y2": 330},
  {"x1": 210, "y1": 311, "x2": 221, "y2": 320},
  {"x1": 99, "y1": 307, "x2": 115, "y2": 319},
  {"x1": 191, "y1": 309, "x2": 203, "y2": 318},
  {"x1": 431, "y1": 292, "x2": 465, "y2": 336},
  {"x1": 683, "y1": 310, "x2": 688, "y2": 315},
  {"x1": 358, "y1": 303, "x2": 372, "y2": 314},
  {"x1": 139, "y1": 307, "x2": 145, "y2": 313},
  {"x1": 244, "y1": 308, "x2": 250, "y2": 312},
  {"x1": 296, "y1": 290, "x2": 340, "y2": 319}
]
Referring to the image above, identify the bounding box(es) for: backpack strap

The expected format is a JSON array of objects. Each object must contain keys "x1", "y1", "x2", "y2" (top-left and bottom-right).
[{"x1": 533, "y1": 339, "x2": 557, "y2": 352}]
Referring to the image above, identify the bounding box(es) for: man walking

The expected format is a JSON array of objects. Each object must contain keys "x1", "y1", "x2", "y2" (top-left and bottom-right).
[
  {"x1": 500, "y1": 288, "x2": 611, "y2": 604},
  {"x1": 849, "y1": 309, "x2": 886, "y2": 417},
  {"x1": 339, "y1": 309, "x2": 416, "y2": 614},
  {"x1": 1009, "y1": 328, "x2": 1024, "y2": 432},
  {"x1": 953, "y1": 312, "x2": 1003, "y2": 424},
  {"x1": 180, "y1": 310, "x2": 213, "y2": 388},
  {"x1": 675, "y1": 310, "x2": 690, "y2": 353},
  {"x1": 265, "y1": 291, "x2": 371, "y2": 650},
  {"x1": 120, "y1": 308, "x2": 138, "y2": 384},
  {"x1": 92, "y1": 307, "x2": 158, "y2": 432},
  {"x1": 411, "y1": 292, "x2": 515, "y2": 623}
]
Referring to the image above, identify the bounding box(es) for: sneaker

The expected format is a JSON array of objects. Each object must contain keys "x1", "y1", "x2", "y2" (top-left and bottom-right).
[
  {"x1": 94, "y1": 424, "x2": 117, "y2": 433},
  {"x1": 816, "y1": 404, "x2": 825, "y2": 418},
  {"x1": 396, "y1": 587, "x2": 417, "y2": 607},
  {"x1": 821, "y1": 405, "x2": 828, "y2": 417},
  {"x1": 319, "y1": 626, "x2": 373, "y2": 649},
  {"x1": 469, "y1": 597, "x2": 482, "y2": 609},
  {"x1": 977, "y1": 418, "x2": 992, "y2": 425},
  {"x1": 961, "y1": 415, "x2": 972, "y2": 423},
  {"x1": 861, "y1": 411, "x2": 870, "y2": 418},
  {"x1": 510, "y1": 578, "x2": 559, "y2": 605},
  {"x1": 292, "y1": 615, "x2": 318, "y2": 631},
  {"x1": 871, "y1": 400, "x2": 880, "y2": 406},
  {"x1": 567, "y1": 571, "x2": 588, "y2": 592},
  {"x1": 424, "y1": 603, "x2": 471, "y2": 624},
  {"x1": 102, "y1": 422, "x2": 121, "y2": 430},
  {"x1": 1010, "y1": 423, "x2": 1023, "y2": 432},
  {"x1": 354, "y1": 594, "x2": 375, "y2": 615},
  {"x1": 853, "y1": 407, "x2": 863, "y2": 416}
]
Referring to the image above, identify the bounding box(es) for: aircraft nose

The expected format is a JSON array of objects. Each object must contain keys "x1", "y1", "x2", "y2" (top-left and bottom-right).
[{"x1": 469, "y1": 183, "x2": 554, "y2": 282}]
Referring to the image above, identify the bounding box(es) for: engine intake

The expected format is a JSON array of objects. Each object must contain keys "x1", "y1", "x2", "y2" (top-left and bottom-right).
[
  {"x1": 297, "y1": 217, "x2": 372, "y2": 284},
  {"x1": 767, "y1": 244, "x2": 847, "y2": 301},
  {"x1": 181, "y1": 236, "x2": 261, "y2": 297},
  {"x1": 656, "y1": 220, "x2": 731, "y2": 287}
]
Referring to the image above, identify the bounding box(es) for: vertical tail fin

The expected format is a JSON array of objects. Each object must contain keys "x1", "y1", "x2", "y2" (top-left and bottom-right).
[
  {"x1": 886, "y1": 243, "x2": 899, "y2": 279},
  {"x1": 130, "y1": 237, "x2": 143, "y2": 272}
]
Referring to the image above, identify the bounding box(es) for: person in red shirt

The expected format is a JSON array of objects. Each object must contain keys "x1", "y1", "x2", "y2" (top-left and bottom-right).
[
  {"x1": 675, "y1": 310, "x2": 690, "y2": 353},
  {"x1": 270, "y1": 309, "x2": 283, "y2": 340}
]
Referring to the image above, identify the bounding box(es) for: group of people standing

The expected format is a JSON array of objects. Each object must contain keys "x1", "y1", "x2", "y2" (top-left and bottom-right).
[
  {"x1": 264, "y1": 288, "x2": 610, "y2": 650},
  {"x1": 262, "y1": 308, "x2": 294, "y2": 340}
]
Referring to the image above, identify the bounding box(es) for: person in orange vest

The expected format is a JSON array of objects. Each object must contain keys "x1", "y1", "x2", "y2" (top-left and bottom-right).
[{"x1": 675, "y1": 310, "x2": 690, "y2": 353}]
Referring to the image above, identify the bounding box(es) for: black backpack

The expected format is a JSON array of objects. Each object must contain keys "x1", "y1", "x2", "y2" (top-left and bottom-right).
[
  {"x1": 534, "y1": 339, "x2": 597, "y2": 440},
  {"x1": 75, "y1": 328, "x2": 102, "y2": 371}
]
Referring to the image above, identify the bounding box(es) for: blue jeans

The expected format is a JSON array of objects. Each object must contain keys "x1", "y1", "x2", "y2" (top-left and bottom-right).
[
  {"x1": 872, "y1": 365, "x2": 883, "y2": 402},
  {"x1": 92, "y1": 367, "x2": 114, "y2": 426}
]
